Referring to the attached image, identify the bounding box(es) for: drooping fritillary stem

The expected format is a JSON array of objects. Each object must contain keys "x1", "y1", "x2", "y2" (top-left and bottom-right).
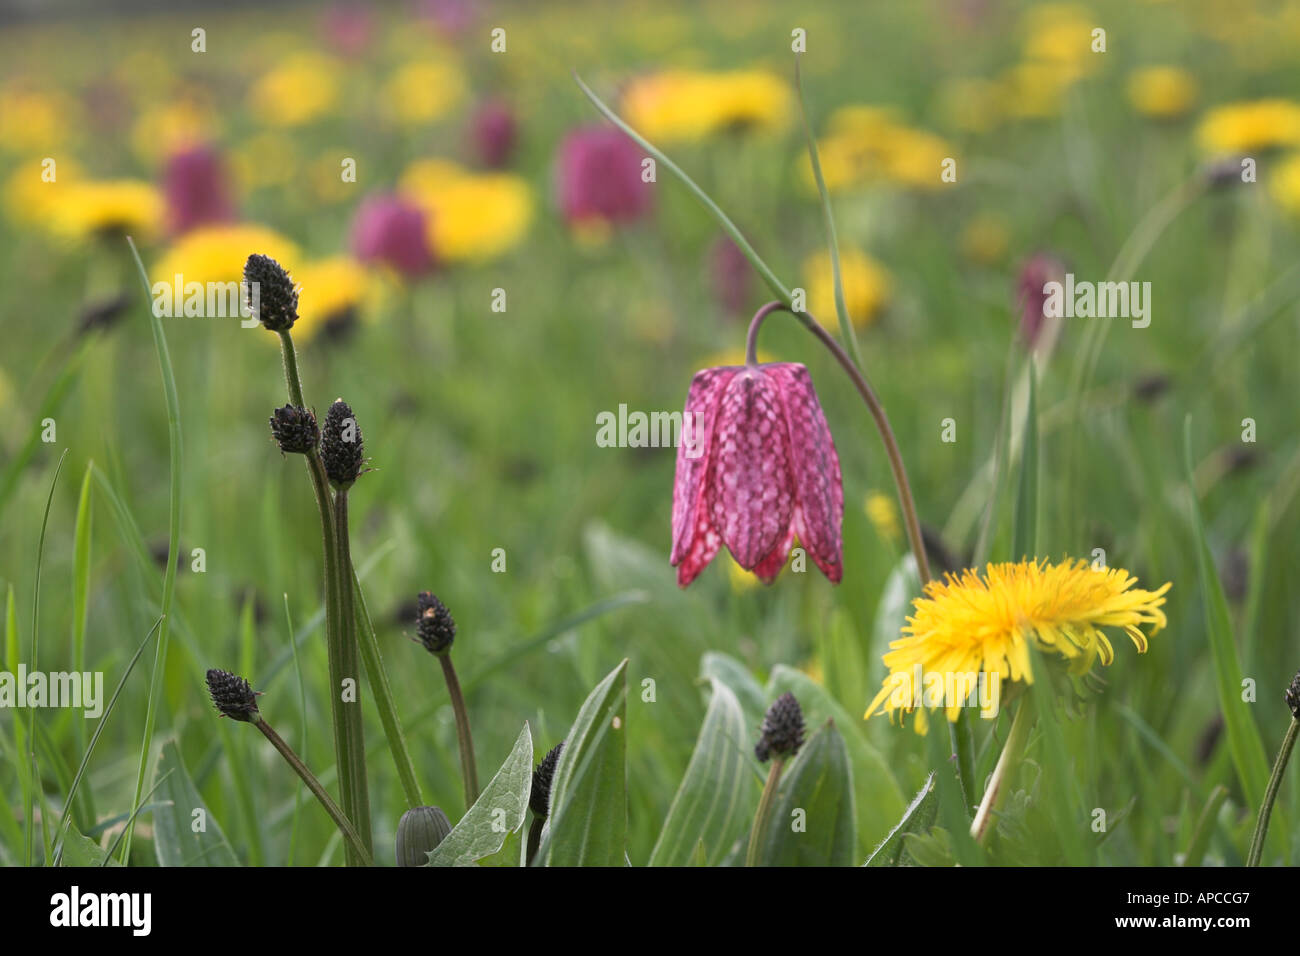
[{"x1": 746, "y1": 302, "x2": 932, "y2": 586}]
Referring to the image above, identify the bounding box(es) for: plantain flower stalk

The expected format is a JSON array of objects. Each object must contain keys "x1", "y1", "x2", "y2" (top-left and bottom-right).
[{"x1": 206, "y1": 669, "x2": 372, "y2": 866}]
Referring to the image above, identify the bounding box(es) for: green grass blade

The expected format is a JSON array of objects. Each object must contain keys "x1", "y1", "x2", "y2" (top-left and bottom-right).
[
  {"x1": 121, "y1": 236, "x2": 183, "y2": 864},
  {"x1": 352, "y1": 567, "x2": 424, "y2": 807},
  {"x1": 1182, "y1": 785, "x2": 1229, "y2": 867},
  {"x1": 71, "y1": 460, "x2": 94, "y2": 820},
  {"x1": 1182, "y1": 417, "x2": 1272, "y2": 824},
  {"x1": 26, "y1": 446, "x2": 68, "y2": 866},
  {"x1": 793, "y1": 56, "x2": 865, "y2": 370},
  {"x1": 51, "y1": 617, "x2": 162, "y2": 865}
]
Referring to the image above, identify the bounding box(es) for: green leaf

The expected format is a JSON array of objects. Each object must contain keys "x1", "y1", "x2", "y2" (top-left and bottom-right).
[
  {"x1": 765, "y1": 665, "x2": 906, "y2": 854},
  {"x1": 1012, "y1": 360, "x2": 1038, "y2": 560},
  {"x1": 865, "y1": 772, "x2": 937, "y2": 866},
  {"x1": 427, "y1": 722, "x2": 533, "y2": 867},
  {"x1": 699, "y1": 651, "x2": 768, "y2": 724},
  {"x1": 152, "y1": 740, "x2": 239, "y2": 867},
  {"x1": 753, "y1": 721, "x2": 856, "y2": 866},
  {"x1": 59, "y1": 824, "x2": 118, "y2": 867},
  {"x1": 542, "y1": 660, "x2": 628, "y2": 866},
  {"x1": 649, "y1": 679, "x2": 753, "y2": 866},
  {"x1": 1182, "y1": 418, "x2": 1272, "y2": 821},
  {"x1": 900, "y1": 827, "x2": 956, "y2": 867}
]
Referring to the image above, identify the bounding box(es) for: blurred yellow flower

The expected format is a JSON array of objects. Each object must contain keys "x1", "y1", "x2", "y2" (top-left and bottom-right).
[
  {"x1": 1268, "y1": 153, "x2": 1300, "y2": 216},
  {"x1": 0, "y1": 86, "x2": 79, "y2": 153},
  {"x1": 1020, "y1": 3, "x2": 1096, "y2": 79},
  {"x1": 802, "y1": 248, "x2": 891, "y2": 329},
  {"x1": 937, "y1": 77, "x2": 1003, "y2": 134},
  {"x1": 293, "y1": 257, "x2": 370, "y2": 342},
  {"x1": 1196, "y1": 98, "x2": 1300, "y2": 154},
  {"x1": 3, "y1": 157, "x2": 82, "y2": 227},
  {"x1": 699, "y1": 346, "x2": 777, "y2": 368},
  {"x1": 48, "y1": 180, "x2": 164, "y2": 240},
  {"x1": 621, "y1": 69, "x2": 791, "y2": 142},
  {"x1": 249, "y1": 53, "x2": 339, "y2": 127},
  {"x1": 999, "y1": 61, "x2": 1076, "y2": 120},
  {"x1": 960, "y1": 213, "x2": 1010, "y2": 266},
  {"x1": 153, "y1": 223, "x2": 300, "y2": 287},
  {"x1": 232, "y1": 131, "x2": 300, "y2": 190},
  {"x1": 1127, "y1": 67, "x2": 1197, "y2": 119},
  {"x1": 804, "y1": 105, "x2": 953, "y2": 192},
  {"x1": 382, "y1": 61, "x2": 466, "y2": 126},
  {"x1": 865, "y1": 492, "x2": 901, "y2": 545},
  {"x1": 399, "y1": 160, "x2": 532, "y2": 263},
  {"x1": 131, "y1": 98, "x2": 219, "y2": 165}
]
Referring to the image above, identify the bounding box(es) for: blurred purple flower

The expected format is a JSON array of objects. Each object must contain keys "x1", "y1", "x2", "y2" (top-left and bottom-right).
[
  {"x1": 709, "y1": 236, "x2": 751, "y2": 316},
  {"x1": 671, "y1": 363, "x2": 844, "y2": 587},
  {"x1": 320, "y1": 4, "x2": 375, "y2": 57},
  {"x1": 556, "y1": 126, "x2": 651, "y2": 227},
  {"x1": 1016, "y1": 252, "x2": 1065, "y2": 348},
  {"x1": 351, "y1": 194, "x2": 435, "y2": 278},
  {"x1": 471, "y1": 99, "x2": 517, "y2": 169},
  {"x1": 419, "y1": 0, "x2": 475, "y2": 37},
  {"x1": 163, "y1": 144, "x2": 233, "y2": 235}
]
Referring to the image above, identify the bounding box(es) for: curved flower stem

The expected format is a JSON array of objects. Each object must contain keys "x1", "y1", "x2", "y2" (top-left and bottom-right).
[
  {"x1": 970, "y1": 701, "x2": 1032, "y2": 844},
  {"x1": 1247, "y1": 717, "x2": 1299, "y2": 866},
  {"x1": 746, "y1": 757, "x2": 786, "y2": 867},
  {"x1": 747, "y1": 302, "x2": 932, "y2": 586},
  {"x1": 256, "y1": 717, "x2": 373, "y2": 867},
  {"x1": 439, "y1": 653, "x2": 480, "y2": 810}
]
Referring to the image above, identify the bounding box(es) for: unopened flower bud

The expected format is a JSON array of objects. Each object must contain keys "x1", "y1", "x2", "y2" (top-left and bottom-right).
[
  {"x1": 205, "y1": 668, "x2": 260, "y2": 722},
  {"x1": 531, "y1": 742, "x2": 564, "y2": 817},
  {"x1": 243, "y1": 253, "x2": 299, "y2": 332},
  {"x1": 416, "y1": 591, "x2": 456, "y2": 654},
  {"x1": 395, "y1": 806, "x2": 453, "y2": 866},
  {"x1": 755, "y1": 692, "x2": 804, "y2": 762},
  {"x1": 321, "y1": 398, "x2": 365, "y2": 487},
  {"x1": 269, "y1": 404, "x2": 319, "y2": 454}
]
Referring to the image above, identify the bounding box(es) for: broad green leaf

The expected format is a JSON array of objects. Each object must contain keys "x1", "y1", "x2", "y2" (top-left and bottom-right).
[
  {"x1": 649, "y1": 679, "x2": 752, "y2": 866},
  {"x1": 865, "y1": 772, "x2": 937, "y2": 866},
  {"x1": 542, "y1": 660, "x2": 628, "y2": 866},
  {"x1": 153, "y1": 740, "x2": 239, "y2": 867},
  {"x1": 700, "y1": 651, "x2": 768, "y2": 725},
  {"x1": 753, "y1": 721, "x2": 856, "y2": 866},
  {"x1": 900, "y1": 827, "x2": 956, "y2": 867},
  {"x1": 1182, "y1": 419, "x2": 1272, "y2": 830},
  {"x1": 59, "y1": 824, "x2": 118, "y2": 867},
  {"x1": 765, "y1": 665, "x2": 905, "y2": 853},
  {"x1": 427, "y1": 722, "x2": 533, "y2": 867}
]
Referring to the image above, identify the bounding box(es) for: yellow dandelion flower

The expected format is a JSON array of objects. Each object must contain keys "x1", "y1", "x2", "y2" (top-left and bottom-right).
[
  {"x1": 292, "y1": 257, "x2": 370, "y2": 343},
  {"x1": 960, "y1": 213, "x2": 1010, "y2": 266},
  {"x1": 48, "y1": 180, "x2": 164, "y2": 240},
  {"x1": 248, "y1": 53, "x2": 339, "y2": 127},
  {"x1": 865, "y1": 558, "x2": 1170, "y2": 732},
  {"x1": 1268, "y1": 152, "x2": 1300, "y2": 216},
  {"x1": 621, "y1": 69, "x2": 791, "y2": 143},
  {"x1": 399, "y1": 160, "x2": 532, "y2": 263},
  {"x1": 999, "y1": 61, "x2": 1077, "y2": 120},
  {"x1": 864, "y1": 492, "x2": 901, "y2": 546},
  {"x1": 1127, "y1": 67, "x2": 1198, "y2": 119},
  {"x1": 1196, "y1": 98, "x2": 1300, "y2": 154},
  {"x1": 231, "y1": 131, "x2": 300, "y2": 190},
  {"x1": 802, "y1": 248, "x2": 891, "y2": 329},
  {"x1": 936, "y1": 77, "x2": 1003, "y2": 134},
  {"x1": 1020, "y1": 4, "x2": 1095, "y2": 79},
  {"x1": 130, "y1": 97, "x2": 220, "y2": 165},
  {"x1": 0, "y1": 86, "x2": 80, "y2": 154},
  {"x1": 3, "y1": 157, "x2": 82, "y2": 227},
  {"x1": 382, "y1": 60, "x2": 466, "y2": 126},
  {"x1": 802, "y1": 106, "x2": 952, "y2": 192},
  {"x1": 153, "y1": 223, "x2": 300, "y2": 287}
]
